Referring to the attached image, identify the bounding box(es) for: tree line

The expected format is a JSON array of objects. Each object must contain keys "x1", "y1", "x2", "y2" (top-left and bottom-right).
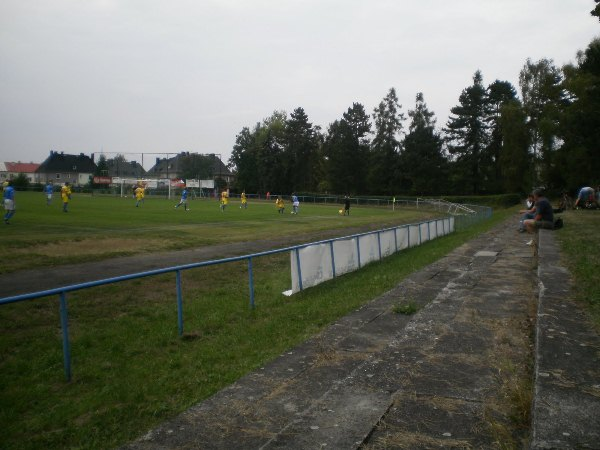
[{"x1": 228, "y1": 12, "x2": 599, "y2": 197}]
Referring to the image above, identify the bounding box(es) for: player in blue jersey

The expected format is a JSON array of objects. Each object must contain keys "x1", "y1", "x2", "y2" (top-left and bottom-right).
[
  {"x1": 291, "y1": 193, "x2": 299, "y2": 214},
  {"x1": 175, "y1": 188, "x2": 189, "y2": 211},
  {"x1": 44, "y1": 182, "x2": 53, "y2": 206},
  {"x1": 3, "y1": 180, "x2": 16, "y2": 224}
]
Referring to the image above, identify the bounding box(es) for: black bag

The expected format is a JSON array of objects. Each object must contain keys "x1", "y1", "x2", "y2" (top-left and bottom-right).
[{"x1": 554, "y1": 218, "x2": 563, "y2": 229}]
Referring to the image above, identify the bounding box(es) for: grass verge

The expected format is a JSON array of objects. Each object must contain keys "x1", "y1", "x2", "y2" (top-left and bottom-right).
[
  {"x1": 553, "y1": 210, "x2": 600, "y2": 328},
  {"x1": 0, "y1": 207, "x2": 513, "y2": 449}
]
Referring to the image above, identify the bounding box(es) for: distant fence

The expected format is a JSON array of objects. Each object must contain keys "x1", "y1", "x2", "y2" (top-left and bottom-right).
[{"x1": 0, "y1": 206, "x2": 491, "y2": 382}]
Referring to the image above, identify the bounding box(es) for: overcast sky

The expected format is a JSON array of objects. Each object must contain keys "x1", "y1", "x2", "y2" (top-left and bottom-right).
[{"x1": 1, "y1": 0, "x2": 598, "y2": 169}]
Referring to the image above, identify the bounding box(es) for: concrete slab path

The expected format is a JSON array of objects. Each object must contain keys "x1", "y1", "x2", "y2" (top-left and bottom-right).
[{"x1": 119, "y1": 218, "x2": 600, "y2": 449}]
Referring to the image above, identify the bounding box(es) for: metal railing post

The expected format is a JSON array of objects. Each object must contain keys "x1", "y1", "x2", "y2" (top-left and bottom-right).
[
  {"x1": 248, "y1": 257, "x2": 255, "y2": 309},
  {"x1": 329, "y1": 241, "x2": 336, "y2": 278},
  {"x1": 356, "y1": 236, "x2": 361, "y2": 269},
  {"x1": 176, "y1": 270, "x2": 183, "y2": 336},
  {"x1": 295, "y1": 249, "x2": 303, "y2": 291},
  {"x1": 59, "y1": 292, "x2": 72, "y2": 382}
]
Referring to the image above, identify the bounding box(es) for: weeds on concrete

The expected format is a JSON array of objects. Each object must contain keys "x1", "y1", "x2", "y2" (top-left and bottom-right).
[{"x1": 392, "y1": 301, "x2": 419, "y2": 315}]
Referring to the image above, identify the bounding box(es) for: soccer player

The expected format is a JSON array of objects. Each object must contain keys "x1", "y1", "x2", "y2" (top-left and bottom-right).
[
  {"x1": 291, "y1": 193, "x2": 299, "y2": 214},
  {"x1": 134, "y1": 184, "x2": 145, "y2": 207},
  {"x1": 275, "y1": 196, "x2": 285, "y2": 214},
  {"x1": 343, "y1": 195, "x2": 351, "y2": 216},
  {"x1": 61, "y1": 182, "x2": 72, "y2": 212},
  {"x1": 3, "y1": 180, "x2": 15, "y2": 224},
  {"x1": 44, "y1": 182, "x2": 53, "y2": 206},
  {"x1": 220, "y1": 189, "x2": 229, "y2": 212},
  {"x1": 175, "y1": 188, "x2": 189, "y2": 211},
  {"x1": 240, "y1": 191, "x2": 247, "y2": 209}
]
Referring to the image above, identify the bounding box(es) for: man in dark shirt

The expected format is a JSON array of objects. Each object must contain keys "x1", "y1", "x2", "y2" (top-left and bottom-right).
[{"x1": 524, "y1": 189, "x2": 554, "y2": 234}]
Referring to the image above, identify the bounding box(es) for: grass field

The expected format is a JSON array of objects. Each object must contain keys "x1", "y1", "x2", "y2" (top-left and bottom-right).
[
  {"x1": 0, "y1": 192, "x2": 440, "y2": 274},
  {"x1": 0, "y1": 195, "x2": 509, "y2": 449}
]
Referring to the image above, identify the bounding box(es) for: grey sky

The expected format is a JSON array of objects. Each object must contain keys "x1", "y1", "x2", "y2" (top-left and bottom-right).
[{"x1": 0, "y1": 0, "x2": 598, "y2": 169}]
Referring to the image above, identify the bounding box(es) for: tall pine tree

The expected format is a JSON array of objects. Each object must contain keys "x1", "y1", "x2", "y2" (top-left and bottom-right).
[
  {"x1": 369, "y1": 88, "x2": 405, "y2": 195},
  {"x1": 323, "y1": 102, "x2": 371, "y2": 194},
  {"x1": 486, "y1": 80, "x2": 519, "y2": 192},
  {"x1": 499, "y1": 99, "x2": 531, "y2": 193},
  {"x1": 401, "y1": 93, "x2": 447, "y2": 195},
  {"x1": 284, "y1": 107, "x2": 320, "y2": 192},
  {"x1": 444, "y1": 70, "x2": 490, "y2": 194}
]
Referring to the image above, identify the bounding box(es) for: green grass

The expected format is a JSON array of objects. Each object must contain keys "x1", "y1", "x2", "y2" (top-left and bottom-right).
[
  {"x1": 0, "y1": 192, "x2": 439, "y2": 273},
  {"x1": 392, "y1": 301, "x2": 419, "y2": 315},
  {"x1": 554, "y1": 210, "x2": 600, "y2": 328},
  {"x1": 0, "y1": 196, "x2": 513, "y2": 449}
]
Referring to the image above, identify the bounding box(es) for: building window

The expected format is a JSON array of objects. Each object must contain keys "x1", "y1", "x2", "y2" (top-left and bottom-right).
[{"x1": 56, "y1": 173, "x2": 61, "y2": 179}]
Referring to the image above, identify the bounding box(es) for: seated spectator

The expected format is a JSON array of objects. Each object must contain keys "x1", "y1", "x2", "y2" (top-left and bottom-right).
[
  {"x1": 524, "y1": 189, "x2": 554, "y2": 238},
  {"x1": 517, "y1": 193, "x2": 536, "y2": 232},
  {"x1": 575, "y1": 186, "x2": 599, "y2": 209},
  {"x1": 525, "y1": 193, "x2": 535, "y2": 210}
]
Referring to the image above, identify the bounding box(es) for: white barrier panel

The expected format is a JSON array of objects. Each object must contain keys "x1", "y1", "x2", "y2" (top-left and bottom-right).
[
  {"x1": 380, "y1": 230, "x2": 396, "y2": 257},
  {"x1": 419, "y1": 222, "x2": 430, "y2": 243},
  {"x1": 408, "y1": 224, "x2": 420, "y2": 247},
  {"x1": 396, "y1": 226, "x2": 409, "y2": 250},
  {"x1": 333, "y1": 238, "x2": 358, "y2": 276},
  {"x1": 430, "y1": 221, "x2": 438, "y2": 240},
  {"x1": 358, "y1": 233, "x2": 379, "y2": 266},
  {"x1": 290, "y1": 243, "x2": 333, "y2": 293},
  {"x1": 290, "y1": 216, "x2": 457, "y2": 295}
]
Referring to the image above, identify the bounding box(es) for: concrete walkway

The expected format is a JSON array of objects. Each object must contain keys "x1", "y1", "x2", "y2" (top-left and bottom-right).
[{"x1": 118, "y1": 218, "x2": 600, "y2": 449}]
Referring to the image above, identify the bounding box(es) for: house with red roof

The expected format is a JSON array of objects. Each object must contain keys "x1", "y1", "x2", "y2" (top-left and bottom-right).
[{"x1": 0, "y1": 161, "x2": 41, "y2": 184}]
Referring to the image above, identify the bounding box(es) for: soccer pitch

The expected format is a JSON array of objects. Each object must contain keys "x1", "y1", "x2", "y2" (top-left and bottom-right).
[{"x1": 0, "y1": 191, "x2": 438, "y2": 274}]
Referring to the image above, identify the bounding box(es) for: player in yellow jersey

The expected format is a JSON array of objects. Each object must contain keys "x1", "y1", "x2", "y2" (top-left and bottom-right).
[
  {"x1": 220, "y1": 189, "x2": 229, "y2": 212},
  {"x1": 275, "y1": 196, "x2": 285, "y2": 214},
  {"x1": 61, "y1": 182, "x2": 72, "y2": 212},
  {"x1": 134, "y1": 184, "x2": 145, "y2": 207},
  {"x1": 240, "y1": 191, "x2": 247, "y2": 209}
]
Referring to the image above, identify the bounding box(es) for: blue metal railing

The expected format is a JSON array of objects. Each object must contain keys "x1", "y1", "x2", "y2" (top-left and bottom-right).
[{"x1": 0, "y1": 209, "x2": 490, "y2": 381}]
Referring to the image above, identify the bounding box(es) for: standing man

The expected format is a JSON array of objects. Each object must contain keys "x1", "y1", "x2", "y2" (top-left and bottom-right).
[
  {"x1": 175, "y1": 187, "x2": 189, "y2": 211},
  {"x1": 44, "y1": 182, "x2": 53, "y2": 206},
  {"x1": 523, "y1": 189, "x2": 554, "y2": 242},
  {"x1": 343, "y1": 195, "x2": 351, "y2": 216},
  {"x1": 3, "y1": 180, "x2": 15, "y2": 224},
  {"x1": 291, "y1": 193, "x2": 299, "y2": 215},
  {"x1": 61, "y1": 182, "x2": 72, "y2": 213},
  {"x1": 240, "y1": 191, "x2": 248, "y2": 209}
]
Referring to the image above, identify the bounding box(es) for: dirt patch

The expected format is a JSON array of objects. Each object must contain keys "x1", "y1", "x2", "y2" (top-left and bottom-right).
[{"x1": 13, "y1": 238, "x2": 172, "y2": 257}]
